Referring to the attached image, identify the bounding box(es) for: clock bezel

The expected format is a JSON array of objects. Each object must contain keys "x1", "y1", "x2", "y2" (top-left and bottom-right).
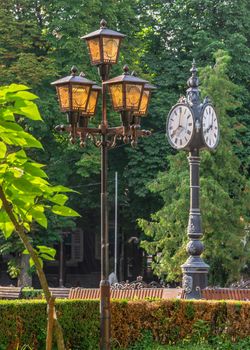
[
  {"x1": 201, "y1": 103, "x2": 220, "y2": 150},
  {"x1": 166, "y1": 103, "x2": 195, "y2": 150}
]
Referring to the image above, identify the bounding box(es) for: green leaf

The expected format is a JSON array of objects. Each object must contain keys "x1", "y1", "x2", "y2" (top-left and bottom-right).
[
  {"x1": 50, "y1": 194, "x2": 68, "y2": 206},
  {"x1": 0, "y1": 211, "x2": 15, "y2": 238},
  {"x1": 24, "y1": 163, "x2": 47, "y2": 178},
  {"x1": 0, "y1": 142, "x2": 7, "y2": 159},
  {"x1": 51, "y1": 205, "x2": 80, "y2": 217},
  {"x1": 20, "y1": 131, "x2": 43, "y2": 149},
  {"x1": 7, "y1": 150, "x2": 27, "y2": 165},
  {"x1": 29, "y1": 257, "x2": 35, "y2": 268},
  {"x1": 37, "y1": 245, "x2": 56, "y2": 261},
  {"x1": 12, "y1": 178, "x2": 42, "y2": 195},
  {"x1": 14, "y1": 100, "x2": 42, "y2": 121},
  {"x1": 15, "y1": 91, "x2": 38, "y2": 100},
  {"x1": 5, "y1": 84, "x2": 29, "y2": 93},
  {"x1": 0, "y1": 121, "x2": 23, "y2": 131},
  {"x1": 52, "y1": 185, "x2": 79, "y2": 193},
  {"x1": 30, "y1": 207, "x2": 48, "y2": 228}
]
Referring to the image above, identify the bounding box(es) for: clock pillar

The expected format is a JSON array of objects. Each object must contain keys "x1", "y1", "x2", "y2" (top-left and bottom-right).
[
  {"x1": 181, "y1": 60, "x2": 209, "y2": 299},
  {"x1": 181, "y1": 149, "x2": 209, "y2": 299}
]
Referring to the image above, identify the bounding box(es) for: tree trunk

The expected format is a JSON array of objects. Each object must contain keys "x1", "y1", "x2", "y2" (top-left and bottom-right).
[{"x1": 18, "y1": 254, "x2": 32, "y2": 287}]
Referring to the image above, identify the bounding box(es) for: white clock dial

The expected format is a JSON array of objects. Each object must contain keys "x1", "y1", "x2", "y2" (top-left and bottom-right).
[
  {"x1": 167, "y1": 104, "x2": 194, "y2": 149},
  {"x1": 202, "y1": 105, "x2": 219, "y2": 149}
]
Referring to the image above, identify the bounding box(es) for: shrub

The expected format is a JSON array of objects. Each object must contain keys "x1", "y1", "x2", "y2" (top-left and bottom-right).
[{"x1": 0, "y1": 299, "x2": 249, "y2": 349}]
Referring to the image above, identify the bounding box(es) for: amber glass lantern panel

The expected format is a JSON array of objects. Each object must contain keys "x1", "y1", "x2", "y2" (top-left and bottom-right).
[
  {"x1": 72, "y1": 84, "x2": 90, "y2": 111},
  {"x1": 87, "y1": 37, "x2": 101, "y2": 64},
  {"x1": 125, "y1": 84, "x2": 142, "y2": 110},
  {"x1": 109, "y1": 84, "x2": 123, "y2": 110},
  {"x1": 138, "y1": 90, "x2": 150, "y2": 115},
  {"x1": 102, "y1": 37, "x2": 120, "y2": 63},
  {"x1": 57, "y1": 85, "x2": 70, "y2": 111},
  {"x1": 86, "y1": 90, "x2": 98, "y2": 116}
]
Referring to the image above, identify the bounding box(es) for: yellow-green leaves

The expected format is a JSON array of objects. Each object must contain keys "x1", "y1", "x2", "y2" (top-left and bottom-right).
[
  {"x1": 0, "y1": 211, "x2": 15, "y2": 238},
  {"x1": 0, "y1": 142, "x2": 6, "y2": 159},
  {"x1": 0, "y1": 84, "x2": 79, "y2": 242},
  {"x1": 51, "y1": 205, "x2": 80, "y2": 217},
  {"x1": 0, "y1": 84, "x2": 43, "y2": 152}
]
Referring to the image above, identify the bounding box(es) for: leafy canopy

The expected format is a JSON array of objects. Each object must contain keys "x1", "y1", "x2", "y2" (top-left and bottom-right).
[{"x1": 0, "y1": 83, "x2": 80, "y2": 264}]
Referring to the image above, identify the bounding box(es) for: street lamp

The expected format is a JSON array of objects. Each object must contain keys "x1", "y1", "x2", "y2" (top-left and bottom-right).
[
  {"x1": 51, "y1": 19, "x2": 154, "y2": 350},
  {"x1": 166, "y1": 60, "x2": 219, "y2": 299}
]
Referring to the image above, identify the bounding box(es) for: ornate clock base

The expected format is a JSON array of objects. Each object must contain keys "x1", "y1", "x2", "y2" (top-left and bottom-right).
[{"x1": 182, "y1": 257, "x2": 209, "y2": 299}]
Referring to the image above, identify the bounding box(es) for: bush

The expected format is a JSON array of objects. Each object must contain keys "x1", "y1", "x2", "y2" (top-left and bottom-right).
[{"x1": 0, "y1": 299, "x2": 249, "y2": 349}]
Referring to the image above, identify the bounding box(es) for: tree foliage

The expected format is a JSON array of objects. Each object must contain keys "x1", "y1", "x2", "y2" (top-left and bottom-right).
[
  {"x1": 0, "y1": 83, "x2": 82, "y2": 348},
  {"x1": 0, "y1": 0, "x2": 249, "y2": 285}
]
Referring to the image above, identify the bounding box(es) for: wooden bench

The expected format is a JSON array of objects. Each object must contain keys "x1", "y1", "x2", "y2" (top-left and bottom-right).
[
  {"x1": 68, "y1": 287, "x2": 184, "y2": 300},
  {"x1": 0, "y1": 286, "x2": 22, "y2": 299},
  {"x1": 202, "y1": 288, "x2": 250, "y2": 301}
]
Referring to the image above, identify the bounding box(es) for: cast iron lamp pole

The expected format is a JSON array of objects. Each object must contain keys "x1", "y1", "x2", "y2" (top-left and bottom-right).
[{"x1": 51, "y1": 19, "x2": 155, "y2": 350}]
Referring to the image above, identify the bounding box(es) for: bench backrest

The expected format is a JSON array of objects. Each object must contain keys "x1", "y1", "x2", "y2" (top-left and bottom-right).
[
  {"x1": 202, "y1": 288, "x2": 250, "y2": 301},
  {"x1": 0, "y1": 286, "x2": 22, "y2": 299},
  {"x1": 49, "y1": 288, "x2": 70, "y2": 299},
  {"x1": 68, "y1": 287, "x2": 183, "y2": 300}
]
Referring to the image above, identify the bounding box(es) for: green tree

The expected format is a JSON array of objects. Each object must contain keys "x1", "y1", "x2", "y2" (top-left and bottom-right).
[
  {"x1": 0, "y1": 83, "x2": 81, "y2": 348},
  {"x1": 139, "y1": 51, "x2": 250, "y2": 286}
]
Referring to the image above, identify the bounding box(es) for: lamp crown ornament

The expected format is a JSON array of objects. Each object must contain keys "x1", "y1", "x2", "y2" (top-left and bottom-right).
[
  {"x1": 71, "y1": 65, "x2": 78, "y2": 76},
  {"x1": 100, "y1": 19, "x2": 107, "y2": 28},
  {"x1": 123, "y1": 65, "x2": 130, "y2": 75}
]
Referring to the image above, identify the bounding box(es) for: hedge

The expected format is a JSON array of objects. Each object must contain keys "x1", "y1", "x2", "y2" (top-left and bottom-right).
[{"x1": 0, "y1": 299, "x2": 249, "y2": 349}]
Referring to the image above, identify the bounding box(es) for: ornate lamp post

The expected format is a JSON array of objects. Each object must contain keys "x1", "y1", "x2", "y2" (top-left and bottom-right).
[
  {"x1": 166, "y1": 60, "x2": 219, "y2": 299},
  {"x1": 51, "y1": 19, "x2": 154, "y2": 349}
]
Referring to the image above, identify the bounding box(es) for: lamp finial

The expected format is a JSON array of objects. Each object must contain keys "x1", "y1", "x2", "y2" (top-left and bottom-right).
[
  {"x1": 100, "y1": 19, "x2": 107, "y2": 28},
  {"x1": 71, "y1": 66, "x2": 78, "y2": 76},
  {"x1": 123, "y1": 65, "x2": 130, "y2": 75}
]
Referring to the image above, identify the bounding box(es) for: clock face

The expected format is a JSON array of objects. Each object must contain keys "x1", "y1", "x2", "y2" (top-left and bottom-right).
[
  {"x1": 202, "y1": 105, "x2": 219, "y2": 149},
  {"x1": 166, "y1": 104, "x2": 194, "y2": 149}
]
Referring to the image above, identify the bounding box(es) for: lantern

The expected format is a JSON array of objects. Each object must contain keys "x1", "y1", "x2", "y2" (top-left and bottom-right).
[
  {"x1": 51, "y1": 66, "x2": 96, "y2": 113},
  {"x1": 82, "y1": 19, "x2": 125, "y2": 66}
]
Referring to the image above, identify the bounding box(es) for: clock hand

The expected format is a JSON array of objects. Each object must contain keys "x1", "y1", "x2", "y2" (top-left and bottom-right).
[
  {"x1": 205, "y1": 124, "x2": 212, "y2": 133},
  {"x1": 172, "y1": 125, "x2": 182, "y2": 136},
  {"x1": 176, "y1": 126, "x2": 184, "y2": 137}
]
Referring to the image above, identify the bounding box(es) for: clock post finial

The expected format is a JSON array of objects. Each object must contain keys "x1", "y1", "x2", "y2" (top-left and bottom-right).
[
  {"x1": 187, "y1": 59, "x2": 199, "y2": 89},
  {"x1": 186, "y1": 59, "x2": 200, "y2": 106}
]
